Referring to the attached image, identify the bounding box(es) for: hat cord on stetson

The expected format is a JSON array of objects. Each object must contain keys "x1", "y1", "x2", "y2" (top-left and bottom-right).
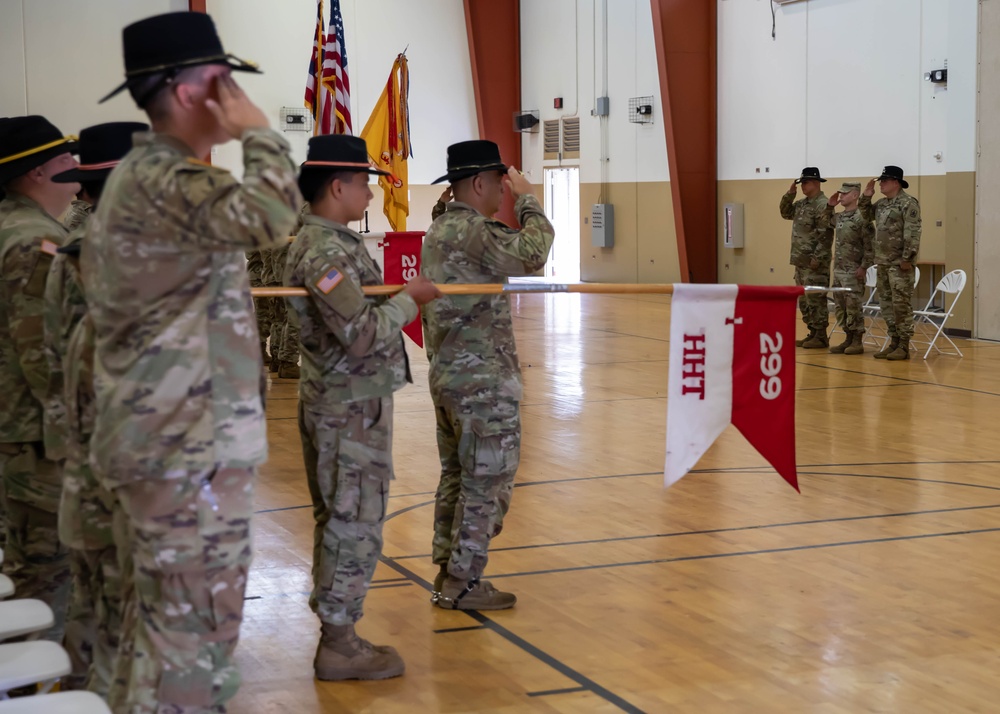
[
  {"x1": 303, "y1": 160, "x2": 377, "y2": 169},
  {"x1": 448, "y1": 162, "x2": 505, "y2": 172},
  {"x1": 77, "y1": 160, "x2": 123, "y2": 171},
  {"x1": 0, "y1": 136, "x2": 78, "y2": 165},
  {"x1": 125, "y1": 53, "x2": 253, "y2": 78}
]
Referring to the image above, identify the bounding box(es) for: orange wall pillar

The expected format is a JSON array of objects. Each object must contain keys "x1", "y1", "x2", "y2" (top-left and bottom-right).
[{"x1": 651, "y1": 0, "x2": 717, "y2": 283}]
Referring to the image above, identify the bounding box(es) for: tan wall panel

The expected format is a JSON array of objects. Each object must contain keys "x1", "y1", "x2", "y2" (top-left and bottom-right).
[
  {"x1": 717, "y1": 176, "x2": 966, "y2": 312},
  {"x1": 945, "y1": 171, "x2": 977, "y2": 333},
  {"x1": 636, "y1": 183, "x2": 681, "y2": 284}
]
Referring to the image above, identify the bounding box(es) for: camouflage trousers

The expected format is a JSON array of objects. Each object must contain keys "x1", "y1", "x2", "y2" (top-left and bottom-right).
[
  {"x1": 832, "y1": 268, "x2": 866, "y2": 333},
  {"x1": 431, "y1": 400, "x2": 520, "y2": 581},
  {"x1": 269, "y1": 296, "x2": 300, "y2": 364},
  {"x1": 60, "y1": 452, "x2": 121, "y2": 696},
  {"x1": 253, "y1": 295, "x2": 275, "y2": 355},
  {"x1": 114, "y1": 468, "x2": 254, "y2": 713},
  {"x1": 0, "y1": 442, "x2": 70, "y2": 642},
  {"x1": 64, "y1": 544, "x2": 122, "y2": 696},
  {"x1": 794, "y1": 267, "x2": 831, "y2": 332},
  {"x1": 299, "y1": 398, "x2": 392, "y2": 626},
  {"x1": 877, "y1": 263, "x2": 916, "y2": 342}
]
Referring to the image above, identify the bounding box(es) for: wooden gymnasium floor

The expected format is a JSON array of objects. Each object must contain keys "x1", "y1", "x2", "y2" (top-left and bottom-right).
[{"x1": 231, "y1": 293, "x2": 1000, "y2": 714}]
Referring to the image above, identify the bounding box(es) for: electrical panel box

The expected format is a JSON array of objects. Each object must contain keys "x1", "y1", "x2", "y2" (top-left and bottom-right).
[
  {"x1": 591, "y1": 203, "x2": 614, "y2": 248},
  {"x1": 723, "y1": 202, "x2": 744, "y2": 248},
  {"x1": 595, "y1": 96, "x2": 610, "y2": 116}
]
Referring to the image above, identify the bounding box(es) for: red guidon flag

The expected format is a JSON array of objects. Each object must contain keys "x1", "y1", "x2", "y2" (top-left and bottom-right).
[
  {"x1": 381, "y1": 231, "x2": 424, "y2": 347},
  {"x1": 665, "y1": 284, "x2": 805, "y2": 491}
]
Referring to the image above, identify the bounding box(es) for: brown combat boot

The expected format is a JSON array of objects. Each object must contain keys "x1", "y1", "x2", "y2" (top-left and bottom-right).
[
  {"x1": 278, "y1": 361, "x2": 300, "y2": 379},
  {"x1": 887, "y1": 344, "x2": 910, "y2": 361},
  {"x1": 829, "y1": 332, "x2": 853, "y2": 354},
  {"x1": 843, "y1": 331, "x2": 865, "y2": 355},
  {"x1": 874, "y1": 337, "x2": 899, "y2": 359},
  {"x1": 795, "y1": 329, "x2": 815, "y2": 348},
  {"x1": 436, "y1": 577, "x2": 516, "y2": 611},
  {"x1": 314, "y1": 623, "x2": 404, "y2": 681},
  {"x1": 801, "y1": 331, "x2": 829, "y2": 349}
]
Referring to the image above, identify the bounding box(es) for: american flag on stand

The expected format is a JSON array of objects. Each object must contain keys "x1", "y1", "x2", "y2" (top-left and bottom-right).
[{"x1": 304, "y1": 0, "x2": 352, "y2": 136}]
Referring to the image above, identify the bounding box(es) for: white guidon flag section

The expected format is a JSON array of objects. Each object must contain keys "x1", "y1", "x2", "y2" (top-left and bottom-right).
[{"x1": 665, "y1": 283, "x2": 805, "y2": 491}]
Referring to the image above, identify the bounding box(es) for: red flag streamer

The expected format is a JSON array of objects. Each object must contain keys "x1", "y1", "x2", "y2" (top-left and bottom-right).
[
  {"x1": 380, "y1": 232, "x2": 424, "y2": 347},
  {"x1": 665, "y1": 283, "x2": 804, "y2": 491}
]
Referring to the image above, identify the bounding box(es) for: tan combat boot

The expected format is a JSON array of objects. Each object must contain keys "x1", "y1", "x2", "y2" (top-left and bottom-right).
[
  {"x1": 843, "y1": 331, "x2": 865, "y2": 355},
  {"x1": 436, "y1": 577, "x2": 516, "y2": 611},
  {"x1": 886, "y1": 343, "x2": 910, "y2": 361},
  {"x1": 801, "y1": 331, "x2": 829, "y2": 349},
  {"x1": 278, "y1": 361, "x2": 300, "y2": 379},
  {"x1": 874, "y1": 337, "x2": 899, "y2": 359},
  {"x1": 430, "y1": 565, "x2": 448, "y2": 604},
  {"x1": 795, "y1": 329, "x2": 815, "y2": 348},
  {"x1": 314, "y1": 623, "x2": 404, "y2": 681},
  {"x1": 828, "y1": 332, "x2": 853, "y2": 354}
]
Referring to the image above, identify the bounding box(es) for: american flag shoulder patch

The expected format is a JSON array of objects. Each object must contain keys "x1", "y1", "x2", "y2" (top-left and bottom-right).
[
  {"x1": 316, "y1": 267, "x2": 345, "y2": 294},
  {"x1": 40, "y1": 239, "x2": 59, "y2": 256}
]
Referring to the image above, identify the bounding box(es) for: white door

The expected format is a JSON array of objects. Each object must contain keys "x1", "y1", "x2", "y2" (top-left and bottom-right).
[{"x1": 543, "y1": 167, "x2": 581, "y2": 282}]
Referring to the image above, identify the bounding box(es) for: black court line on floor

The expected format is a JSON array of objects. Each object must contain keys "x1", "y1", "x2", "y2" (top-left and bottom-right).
[
  {"x1": 433, "y1": 625, "x2": 487, "y2": 634},
  {"x1": 485, "y1": 525, "x2": 1000, "y2": 580},
  {"x1": 528, "y1": 686, "x2": 588, "y2": 697},
  {"x1": 368, "y1": 582, "x2": 412, "y2": 590},
  {"x1": 391, "y1": 500, "x2": 1000, "y2": 560},
  {"x1": 796, "y1": 360, "x2": 1000, "y2": 398},
  {"x1": 379, "y1": 556, "x2": 646, "y2": 714}
]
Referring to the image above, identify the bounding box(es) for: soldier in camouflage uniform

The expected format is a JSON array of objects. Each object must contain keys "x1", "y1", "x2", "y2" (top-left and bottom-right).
[
  {"x1": 81, "y1": 13, "x2": 301, "y2": 712},
  {"x1": 285, "y1": 135, "x2": 440, "y2": 680},
  {"x1": 422, "y1": 140, "x2": 555, "y2": 610},
  {"x1": 0, "y1": 115, "x2": 79, "y2": 642},
  {"x1": 246, "y1": 249, "x2": 275, "y2": 367},
  {"x1": 828, "y1": 182, "x2": 874, "y2": 355},
  {"x1": 48, "y1": 122, "x2": 146, "y2": 695},
  {"x1": 780, "y1": 167, "x2": 834, "y2": 348},
  {"x1": 63, "y1": 198, "x2": 92, "y2": 232},
  {"x1": 860, "y1": 166, "x2": 922, "y2": 360},
  {"x1": 267, "y1": 232, "x2": 302, "y2": 379}
]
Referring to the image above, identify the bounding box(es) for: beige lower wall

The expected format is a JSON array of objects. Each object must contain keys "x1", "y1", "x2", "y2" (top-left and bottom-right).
[
  {"x1": 718, "y1": 174, "x2": 975, "y2": 331},
  {"x1": 579, "y1": 181, "x2": 681, "y2": 283}
]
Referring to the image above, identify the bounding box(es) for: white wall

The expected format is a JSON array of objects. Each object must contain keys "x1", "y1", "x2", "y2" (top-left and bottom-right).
[
  {"x1": 718, "y1": 0, "x2": 977, "y2": 181},
  {"x1": 207, "y1": 0, "x2": 477, "y2": 195},
  {"x1": 1, "y1": 0, "x2": 185, "y2": 132},
  {"x1": 520, "y1": 0, "x2": 669, "y2": 185}
]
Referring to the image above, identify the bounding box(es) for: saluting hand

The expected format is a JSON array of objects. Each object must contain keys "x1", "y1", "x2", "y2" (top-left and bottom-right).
[
  {"x1": 787, "y1": 182, "x2": 797, "y2": 196},
  {"x1": 863, "y1": 178, "x2": 876, "y2": 197},
  {"x1": 827, "y1": 191, "x2": 841, "y2": 207},
  {"x1": 403, "y1": 275, "x2": 442, "y2": 306},
  {"x1": 505, "y1": 167, "x2": 533, "y2": 198},
  {"x1": 205, "y1": 74, "x2": 269, "y2": 139},
  {"x1": 438, "y1": 187, "x2": 453, "y2": 204}
]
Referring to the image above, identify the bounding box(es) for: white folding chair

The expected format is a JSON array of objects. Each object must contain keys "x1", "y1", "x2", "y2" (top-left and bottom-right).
[
  {"x1": 0, "y1": 601, "x2": 52, "y2": 641},
  {"x1": 860, "y1": 266, "x2": 884, "y2": 348},
  {"x1": 0, "y1": 691, "x2": 111, "y2": 713},
  {"x1": 0, "y1": 641, "x2": 70, "y2": 697},
  {"x1": 911, "y1": 269, "x2": 967, "y2": 359}
]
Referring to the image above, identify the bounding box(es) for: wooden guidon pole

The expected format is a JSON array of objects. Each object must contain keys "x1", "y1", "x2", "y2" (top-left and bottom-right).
[{"x1": 251, "y1": 283, "x2": 678, "y2": 298}]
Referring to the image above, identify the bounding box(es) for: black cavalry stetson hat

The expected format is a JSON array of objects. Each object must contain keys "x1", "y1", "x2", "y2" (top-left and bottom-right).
[
  {"x1": 877, "y1": 165, "x2": 909, "y2": 189},
  {"x1": 432, "y1": 140, "x2": 508, "y2": 185},
  {"x1": 298, "y1": 135, "x2": 388, "y2": 200},
  {"x1": 52, "y1": 122, "x2": 149, "y2": 184},
  {"x1": 0, "y1": 116, "x2": 78, "y2": 187},
  {"x1": 100, "y1": 12, "x2": 261, "y2": 105},
  {"x1": 794, "y1": 166, "x2": 827, "y2": 184}
]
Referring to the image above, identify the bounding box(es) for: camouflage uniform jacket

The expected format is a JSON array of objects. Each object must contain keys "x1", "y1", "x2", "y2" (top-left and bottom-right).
[
  {"x1": 780, "y1": 192, "x2": 833, "y2": 269},
  {"x1": 245, "y1": 250, "x2": 264, "y2": 286},
  {"x1": 79, "y1": 129, "x2": 301, "y2": 485},
  {"x1": 0, "y1": 192, "x2": 69, "y2": 445},
  {"x1": 42, "y1": 226, "x2": 88, "y2": 462},
  {"x1": 285, "y1": 214, "x2": 416, "y2": 408},
  {"x1": 833, "y1": 208, "x2": 875, "y2": 273},
  {"x1": 859, "y1": 191, "x2": 921, "y2": 266},
  {"x1": 421, "y1": 194, "x2": 555, "y2": 406},
  {"x1": 62, "y1": 200, "x2": 92, "y2": 232},
  {"x1": 267, "y1": 243, "x2": 290, "y2": 286}
]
